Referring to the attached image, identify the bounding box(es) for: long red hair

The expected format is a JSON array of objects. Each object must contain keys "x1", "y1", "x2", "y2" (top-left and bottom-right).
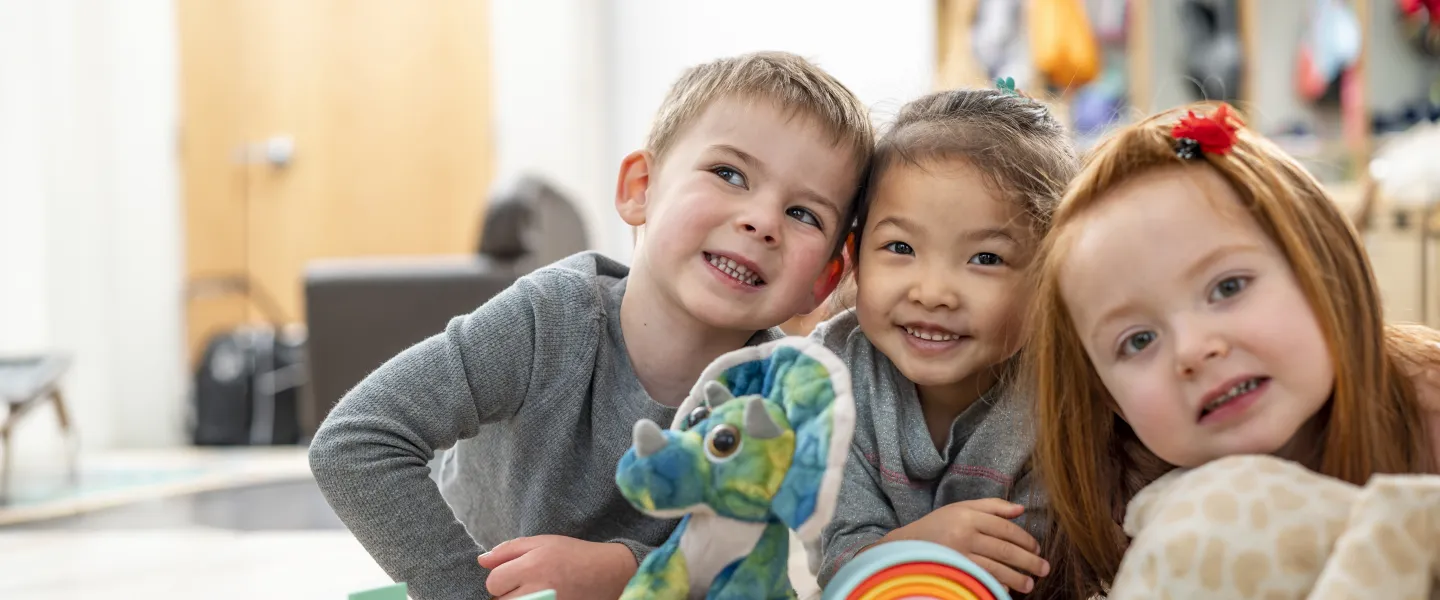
[{"x1": 1026, "y1": 103, "x2": 1440, "y2": 598}]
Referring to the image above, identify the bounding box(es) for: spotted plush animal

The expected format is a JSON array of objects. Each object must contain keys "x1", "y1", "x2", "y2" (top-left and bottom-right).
[
  {"x1": 615, "y1": 337, "x2": 855, "y2": 600},
  {"x1": 1111, "y1": 454, "x2": 1440, "y2": 599}
]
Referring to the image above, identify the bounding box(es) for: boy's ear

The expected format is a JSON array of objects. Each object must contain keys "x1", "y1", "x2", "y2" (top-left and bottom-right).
[
  {"x1": 807, "y1": 255, "x2": 846, "y2": 310},
  {"x1": 615, "y1": 150, "x2": 654, "y2": 227}
]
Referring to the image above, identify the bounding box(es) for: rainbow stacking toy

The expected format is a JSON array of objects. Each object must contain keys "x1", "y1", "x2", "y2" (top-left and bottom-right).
[{"x1": 822, "y1": 540, "x2": 1012, "y2": 600}]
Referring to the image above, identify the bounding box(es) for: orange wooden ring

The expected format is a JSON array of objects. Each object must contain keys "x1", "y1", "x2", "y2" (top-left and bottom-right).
[{"x1": 844, "y1": 562, "x2": 996, "y2": 600}]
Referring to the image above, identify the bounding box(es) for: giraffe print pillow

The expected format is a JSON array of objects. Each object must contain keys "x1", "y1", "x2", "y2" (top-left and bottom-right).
[{"x1": 1110, "y1": 454, "x2": 1440, "y2": 600}]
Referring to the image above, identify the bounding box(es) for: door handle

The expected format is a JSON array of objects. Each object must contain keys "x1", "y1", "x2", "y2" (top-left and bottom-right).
[{"x1": 233, "y1": 135, "x2": 295, "y2": 168}]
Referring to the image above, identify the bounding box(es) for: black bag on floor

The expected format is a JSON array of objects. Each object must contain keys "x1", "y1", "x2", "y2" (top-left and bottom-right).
[
  {"x1": 188, "y1": 276, "x2": 308, "y2": 446},
  {"x1": 191, "y1": 325, "x2": 307, "y2": 446}
]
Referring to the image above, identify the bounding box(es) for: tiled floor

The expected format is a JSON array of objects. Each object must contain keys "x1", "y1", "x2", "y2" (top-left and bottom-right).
[
  {"x1": 0, "y1": 449, "x2": 391, "y2": 600},
  {"x1": 0, "y1": 449, "x2": 823, "y2": 599}
]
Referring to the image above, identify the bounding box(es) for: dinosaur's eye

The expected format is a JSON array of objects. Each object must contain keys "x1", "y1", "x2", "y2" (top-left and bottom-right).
[
  {"x1": 705, "y1": 424, "x2": 741, "y2": 461},
  {"x1": 683, "y1": 406, "x2": 710, "y2": 431}
]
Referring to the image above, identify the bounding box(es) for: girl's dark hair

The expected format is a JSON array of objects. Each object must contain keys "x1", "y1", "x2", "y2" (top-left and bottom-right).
[
  {"x1": 829, "y1": 88, "x2": 1079, "y2": 312},
  {"x1": 852, "y1": 88, "x2": 1078, "y2": 252}
]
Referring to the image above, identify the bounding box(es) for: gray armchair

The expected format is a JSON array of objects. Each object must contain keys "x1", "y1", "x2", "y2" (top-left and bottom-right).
[{"x1": 300, "y1": 175, "x2": 589, "y2": 437}]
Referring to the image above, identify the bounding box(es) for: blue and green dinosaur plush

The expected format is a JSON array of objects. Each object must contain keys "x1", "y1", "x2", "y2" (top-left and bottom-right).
[{"x1": 615, "y1": 337, "x2": 856, "y2": 599}]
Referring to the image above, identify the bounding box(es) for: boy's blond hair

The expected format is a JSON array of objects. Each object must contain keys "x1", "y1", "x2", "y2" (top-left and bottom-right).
[{"x1": 645, "y1": 51, "x2": 874, "y2": 185}]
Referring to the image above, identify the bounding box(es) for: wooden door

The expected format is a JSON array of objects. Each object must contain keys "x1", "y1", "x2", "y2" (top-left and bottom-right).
[{"x1": 178, "y1": 0, "x2": 492, "y2": 362}]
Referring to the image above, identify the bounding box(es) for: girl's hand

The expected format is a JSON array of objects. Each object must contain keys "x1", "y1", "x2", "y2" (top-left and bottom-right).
[{"x1": 882, "y1": 498, "x2": 1050, "y2": 593}]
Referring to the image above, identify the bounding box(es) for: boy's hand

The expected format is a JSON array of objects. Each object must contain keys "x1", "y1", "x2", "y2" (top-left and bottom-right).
[
  {"x1": 883, "y1": 498, "x2": 1049, "y2": 594},
  {"x1": 478, "y1": 535, "x2": 637, "y2": 599}
]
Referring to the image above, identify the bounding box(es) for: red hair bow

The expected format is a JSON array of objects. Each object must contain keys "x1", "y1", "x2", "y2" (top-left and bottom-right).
[{"x1": 1172, "y1": 104, "x2": 1240, "y2": 159}]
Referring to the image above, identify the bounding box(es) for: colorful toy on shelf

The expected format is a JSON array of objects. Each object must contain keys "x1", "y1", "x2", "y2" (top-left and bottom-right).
[
  {"x1": 1398, "y1": 0, "x2": 1440, "y2": 57},
  {"x1": 822, "y1": 540, "x2": 1011, "y2": 600},
  {"x1": 1029, "y1": 0, "x2": 1101, "y2": 89},
  {"x1": 1295, "y1": 0, "x2": 1361, "y2": 105},
  {"x1": 614, "y1": 337, "x2": 856, "y2": 599}
]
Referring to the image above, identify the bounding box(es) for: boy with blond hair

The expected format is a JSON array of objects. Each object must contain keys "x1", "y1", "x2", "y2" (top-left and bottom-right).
[{"x1": 310, "y1": 51, "x2": 873, "y2": 600}]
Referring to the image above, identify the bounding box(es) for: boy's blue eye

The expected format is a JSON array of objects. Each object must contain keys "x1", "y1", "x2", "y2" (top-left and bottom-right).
[
  {"x1": 882, "y1": 241, "x2": 914, "y2": 256},
  {"x1": 786, "y1": 207, "x2": 822, "y2": 230},
  {"x1": 1208, "y1": 276, "x2": 1250, "y2": 302},
  {"x1": 712, "y1": 166, "x2": 747, "y2": 189},
  {"x1": 1119, "y1": 330, "x2": 1156, "y2": 357},
  {"x1": 969, "y1": 252, "x2": 1004, "y2": 266}
]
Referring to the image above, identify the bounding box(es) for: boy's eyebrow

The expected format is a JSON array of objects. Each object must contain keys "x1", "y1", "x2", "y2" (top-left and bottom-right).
[
  {"x1": 710, "y1": 144, "x2": 844, "y2": 218},
  {"x1": 710, "y1": 144, "x2": 763, "y2": 173}
]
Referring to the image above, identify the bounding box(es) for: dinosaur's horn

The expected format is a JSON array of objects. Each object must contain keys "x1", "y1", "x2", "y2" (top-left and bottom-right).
[
  {"x1": 745, "y1": 397, "x2": 782, "y2": 439},
  {"x1": 702, "y1": 380, "x2": 734, "y2": 407},
  {"x1": 632, "y1": 420, "x2": 667, "y2": 458}
]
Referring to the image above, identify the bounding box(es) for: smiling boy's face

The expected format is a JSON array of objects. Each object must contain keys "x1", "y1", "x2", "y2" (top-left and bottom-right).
[{"x1": 620, "y1": 97, "x2": 860, "y2": 332}]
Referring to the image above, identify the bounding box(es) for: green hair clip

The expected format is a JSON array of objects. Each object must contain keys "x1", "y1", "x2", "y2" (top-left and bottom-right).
[{"x1": 996, "y1": 76, "x2": 1019, "y2": 97}]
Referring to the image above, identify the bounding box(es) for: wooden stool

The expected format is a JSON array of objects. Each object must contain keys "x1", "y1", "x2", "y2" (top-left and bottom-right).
[{"x1": 0, "y1": 354, "x2": 78, "y2": 504}]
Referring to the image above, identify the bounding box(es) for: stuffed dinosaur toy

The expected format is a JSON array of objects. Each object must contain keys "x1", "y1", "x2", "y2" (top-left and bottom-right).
[
  {"x1": 1110, "y1": 454, "x2": 1440, "y2": 599},
  {"x1": 614, "y1": 337, "x2": 856, "y2": 600}
]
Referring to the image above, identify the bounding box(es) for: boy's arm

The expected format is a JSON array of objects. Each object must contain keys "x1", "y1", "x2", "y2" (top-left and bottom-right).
[
  {"x1": 309, "y1": 279, "x2": 545, "y2": 600},
  {"x1": 818, "y1": 444, "x2": 899, "y2": 587},
  {"x1": 606, "y1": 538, "x2": 654, "y2": 568}
]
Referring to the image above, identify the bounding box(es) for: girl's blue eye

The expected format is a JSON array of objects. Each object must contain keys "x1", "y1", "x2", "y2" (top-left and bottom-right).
[
  {"x1": 1120, "y1": 331, "x2": 1156, "y2": 357},
  {"x1": 787, "y1": 207, "x2": 822, "y2": 229},
  {"x1": 883, "y1": 241, "x2": 914, "y2": 256},
  {"x1": 712, "y1": 166, "x2": 747, "y2": 188},
  {"x1": 969, "y1": 252, "x2": 1004, "y2": 266},
  {"x1": 1209, "y1": 276, "x2": 1249, "y2": 302}
]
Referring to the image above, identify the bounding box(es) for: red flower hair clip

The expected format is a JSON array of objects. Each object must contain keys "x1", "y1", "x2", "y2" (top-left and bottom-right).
[{"x1": 1172, "y1": 104, "x2": 1241, "y2": 159}]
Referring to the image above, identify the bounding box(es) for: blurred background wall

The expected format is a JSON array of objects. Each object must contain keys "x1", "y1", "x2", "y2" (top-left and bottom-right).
[{"x1": 0, "y1": 0, "x2": 1436, "y2": 461}]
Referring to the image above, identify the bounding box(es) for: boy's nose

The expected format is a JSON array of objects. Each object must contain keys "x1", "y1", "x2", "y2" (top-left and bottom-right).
[
  {"x1": 736, "y1": 206, "x2": 781, "y2": 245},
  {"x1": 741, "y1": 223, "x2": 777, "y2": 245}
]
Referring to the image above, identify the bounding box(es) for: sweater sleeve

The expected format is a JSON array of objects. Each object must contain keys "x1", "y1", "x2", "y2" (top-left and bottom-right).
[
  {"x1": 1009, "y1": 462, "x2": 1051, "y2": 544},
  {"x1": 817, "y1": 443, "x2": 899, "y2": 587},
  {"x1": 308, "y1": 275, "x2": 556, "y2": 600}
]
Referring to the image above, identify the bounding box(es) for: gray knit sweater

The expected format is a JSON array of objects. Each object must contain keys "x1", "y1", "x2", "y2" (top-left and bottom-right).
[
  {"x1": 812, "y1": 309, "x2": 1047, "y2": 588},
  {"x1": 308, "y1": 252, "x2": 784, "y2": 599}
]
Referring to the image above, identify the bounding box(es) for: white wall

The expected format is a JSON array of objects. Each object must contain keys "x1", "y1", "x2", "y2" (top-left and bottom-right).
[
  {"x1": 0, "y1": 1, "x2": 927, "y2": 456},
  {"x1": 0, "y1": 0, "x2": 185, "y2": 456},
  {"x1": 492, "y1": 0, "x2": 936, "y2": 262},
  {"x1": 489, "y1": 0, "x2": 616, "y2": 263}
]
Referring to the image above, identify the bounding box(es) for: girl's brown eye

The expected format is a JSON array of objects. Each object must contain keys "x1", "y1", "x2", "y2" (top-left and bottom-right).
[{"x1": 705, "y1": 424, "x2": 741, "y2": 459}]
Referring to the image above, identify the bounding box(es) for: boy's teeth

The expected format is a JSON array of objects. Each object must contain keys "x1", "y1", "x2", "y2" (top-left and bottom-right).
[
  {"x1": 707, "y1": 253, "x2": 762, "y2": 286},
  {"x1": 904, "y1": 326, "x2": 960, "y2": 342}
]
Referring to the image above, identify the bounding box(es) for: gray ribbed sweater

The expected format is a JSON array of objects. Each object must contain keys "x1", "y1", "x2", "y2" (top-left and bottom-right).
[
  {"x1": 812, "y1": 309, "x2": 1047, "y2": 588},
  {"x1": 308, "y1": 252, "x2": 783, "y2": 599}
]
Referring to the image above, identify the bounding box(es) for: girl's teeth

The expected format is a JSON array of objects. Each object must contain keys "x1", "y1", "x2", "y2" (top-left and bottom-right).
[
  {"x1": 904, "y1": 326, "x2": 960, "y2": 342},
  {"x1": 1205, "y1": 378, "x2": 1261, "y2": 412}
]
